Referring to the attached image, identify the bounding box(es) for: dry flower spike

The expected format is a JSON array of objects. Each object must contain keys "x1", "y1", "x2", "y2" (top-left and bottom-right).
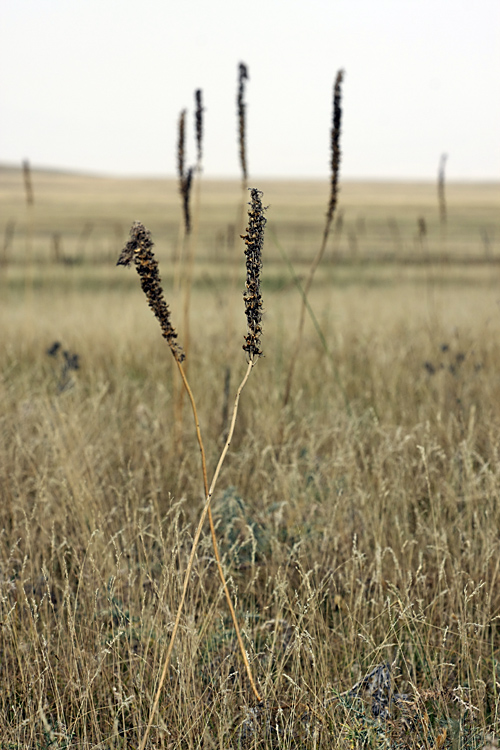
[
  {"x1": 241, "y1": 188, "x2": 266, "y2": 359},
  {"x1": 117, "y1": 221, "x2": 185, "y2": 361}
]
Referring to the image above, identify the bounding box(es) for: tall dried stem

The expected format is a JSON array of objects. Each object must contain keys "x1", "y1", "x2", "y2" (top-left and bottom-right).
[
  {"x1": 118, "y1": 205, "x2": 266, "y2": 750},
  {"x1": 237, "y1": 62, "x2": 249, "y2": 187},
  {"x1": 282, "y1": 70, "x2": 344, "y2": 409},
  {"x1": 194, "y1": 88, "x2": 204, "y2": 172}
]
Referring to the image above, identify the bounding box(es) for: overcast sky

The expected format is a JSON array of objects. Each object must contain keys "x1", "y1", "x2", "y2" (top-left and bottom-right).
[{"x1": 2, "y1": 0, "x2": 499, "y2": 180}]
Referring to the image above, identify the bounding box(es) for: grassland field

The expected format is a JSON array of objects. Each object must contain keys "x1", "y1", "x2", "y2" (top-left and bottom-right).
[{"x1": 1, "y1": 166, "x2": 500, "y2": 748}]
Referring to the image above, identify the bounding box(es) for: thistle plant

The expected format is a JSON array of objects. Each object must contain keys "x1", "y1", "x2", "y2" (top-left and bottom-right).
[{"x1": 120, "y1": 190, "x2": 267, "y2": 750}]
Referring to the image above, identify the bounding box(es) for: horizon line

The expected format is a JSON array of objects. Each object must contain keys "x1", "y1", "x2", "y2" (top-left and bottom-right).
[{"x1": 1, "y1": 162, "x2": 499, "y2": 185}]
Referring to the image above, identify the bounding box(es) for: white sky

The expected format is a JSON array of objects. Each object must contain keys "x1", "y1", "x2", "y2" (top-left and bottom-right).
[{"x1": 1, "y1": 0, "x2": 499, "y2": 180}]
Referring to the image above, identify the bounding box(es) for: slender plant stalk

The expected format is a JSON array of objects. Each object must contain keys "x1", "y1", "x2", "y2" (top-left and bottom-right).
[
  {"x1": 183, "y1": 88, "x2": 205, "y2": 362},
  {"x1": 282, "y1": 70, "x2": 344, "y2": 409},
  {"x1": 227, "y1": 64, "x2": 251, "y2": 358},
  {"x1": 174, "y1": 109, "x2": 188, "y2": 293},
  {"x1": 176, "y1": 158, "x2": 263, "y2": 708},
  {"x1": 270, "y1": 228, "x2": 351, "y2": 416},
  {"x1": 195, "y1": 88, "x2": 204, "y2": 171},
  {"x1": 177, "y1": 108, "x2": 194, "y2": 236},
  {"x1": 138, "y1": 358, "x2": 257, "y2": 750},
  {"x1": 175, "y1": 356, "x2": 262, "y2": 705},
  {"x1": 118, "y1": 198, "x2": 266, "y2": 750},
  {"x1": 236, "y1": 64, "x2": 250, "y2": 234},
  {"x1": 174, "y1": 109, "x2": 196, "y2": 452}
]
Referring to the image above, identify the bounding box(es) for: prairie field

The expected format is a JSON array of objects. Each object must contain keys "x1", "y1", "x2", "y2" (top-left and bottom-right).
[{"x1": 1, "y1": 166, "x2": 500, "y2": 748}]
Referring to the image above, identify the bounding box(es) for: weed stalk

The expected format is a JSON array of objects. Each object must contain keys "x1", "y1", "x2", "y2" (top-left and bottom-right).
[
  {"x1": 282, "y1": 70, "x2": 344, "y2": 409},
  {"x1": 118, "y1": 194, "x2": 266, "y2": 749}
]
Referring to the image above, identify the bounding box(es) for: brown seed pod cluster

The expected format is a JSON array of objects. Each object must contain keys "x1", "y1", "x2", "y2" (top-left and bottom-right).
[
  {"x1": 117, "y1": 222, "x2": 185, "y2": 361},
  {"x1": 241, "y1": 188, "x2": 266, "y2": 360}
]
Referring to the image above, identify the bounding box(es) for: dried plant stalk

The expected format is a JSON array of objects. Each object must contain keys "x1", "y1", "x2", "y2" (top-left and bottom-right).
[
  {"x1": 326, "y1": 71, "x2": 343, "y2": 231},
  {"x1": 242, "y1": 188, "x2": 266, "y2": 359},
  {"x1": 118, "y1": 210, "x2": 266, "y2": 750},
  {"x1": 181, "y1": 167, "x2": 194, "y2": 234},
  {"x1": 237, "y1": 62, "x2": 249, "y2": 184},
  {"x1": 195, "y1": 88, "x2": 204, "y2": 169},
  {"x1": 282, "y1": 70, "x2": 344, "y2": 409},
  {"x1": 177, "y1": 109, "x2": 186, "y2": 186},
  {"x1": 177, "y1": 110, "x2": 194, "y2": 234},
  {"x1": 117, "y1": 222, "x2": 184, "y2": 361}
]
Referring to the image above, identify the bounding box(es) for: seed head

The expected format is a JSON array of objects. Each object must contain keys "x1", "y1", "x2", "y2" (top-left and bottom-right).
[
  {"x1": 117, "y1": 222, "x2": 184, "y2": 361},
  {"x1": 237, "y1": 63, "x2": 249, "y2": 183},
  {"x1": 195, "y1": 89, "x2": 204, "y2": 167},
  {"x1": 181, "y1": 167, "x2": 194, "y2": 234},
  {"x1": 241, "y1": 188, "x2": 266, "y2": 360},
  {"x1": 326, "y1": 70, "x2": 344, "y2": 226},
  {"x1": 177, "y1": 109, "x2": 194, "y2": 233},
  {"x1": 177, "y1": 109, "x2": 186, "y2": 183}
]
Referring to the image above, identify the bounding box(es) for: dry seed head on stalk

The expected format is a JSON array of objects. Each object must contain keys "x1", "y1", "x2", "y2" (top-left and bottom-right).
[
  {"x1": 181, "y1": 167, "x2": 194, "y2": 234},
  {"x1": 326, "y1": 69, "x2": 344, "y2": 225},
  {"x1": 241, "y1": 188, "x2": 266, "y2": 360},
  {"x1": 195, "y1": 89, "x2": 204, "y2": 166},
  {"x1": 177, "y1": 108, "x2": 194, "y2": 233},
  {"x1": 177, "y1": 109, "x2": 186, "y2": 183},
  {"x1": 117, "y1": 222, "x2": 185, "y2": 361},
  {"x1": 237, "y1": 62, "x2": 249, "y2": 182}
]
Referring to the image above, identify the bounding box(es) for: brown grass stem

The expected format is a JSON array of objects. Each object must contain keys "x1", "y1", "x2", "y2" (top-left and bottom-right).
[
  {"x1": 195, "y1": 88, "x2": 204, "y2": 171},
  {"x1": 179, "y1": 93, "x2": 204, "y2": 448},
  {"x1": 270, "y1": 228, "x2": 351, "y2": 416},
  {"x1": 139, "y1": 358, "x2": 259, "y2": 750},
  {"x1": 118, "y1": 220, "x2": 264, "y2": 750}
]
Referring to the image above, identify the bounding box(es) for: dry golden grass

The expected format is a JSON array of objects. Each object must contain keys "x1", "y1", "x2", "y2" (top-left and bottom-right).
[
  {"x1": 1, "y1": 165, "x2": 499, "y2": 265},
  {"x1": 1, "y1": 169, "x2": 500, "y2": 747}
]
